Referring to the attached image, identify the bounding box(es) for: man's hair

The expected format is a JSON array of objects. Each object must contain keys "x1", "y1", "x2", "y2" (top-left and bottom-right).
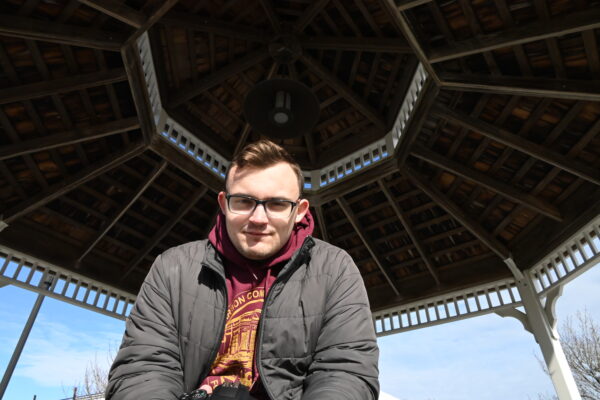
[{"x1": 226, "y1": 139, "x2": 304, "y2": 195}]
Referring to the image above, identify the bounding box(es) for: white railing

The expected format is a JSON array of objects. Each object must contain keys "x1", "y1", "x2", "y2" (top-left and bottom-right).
[
  {"x1": 158, "y1": 111, "x2": 230, "y2": 179},
  {"x1": 0, "y1": 246, "x2": 135, "y2": 320},
  {"x1": 529, "y1": 214, "x2": 600, "y2": 296},
  {"x1": 372, "y1": 278, "x2": 521, "y2": 336},
  {"x1": 136, "y1": 33, "x2": 428, "y2": 192},
  {"x1": 137, "y1": 33, "x2": 162, "y2": 124}
]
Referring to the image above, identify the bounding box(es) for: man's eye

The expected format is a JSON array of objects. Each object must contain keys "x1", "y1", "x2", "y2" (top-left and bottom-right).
[
  {"x1": 233, "y1": 198, "x2": 255, "y2": 208},
  {"x1": 268, "y1": 201, "x2": 289, "y2": 211}
]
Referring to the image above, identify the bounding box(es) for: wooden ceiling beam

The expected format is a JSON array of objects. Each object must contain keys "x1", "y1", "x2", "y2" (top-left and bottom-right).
[
  {"x1": 121, "y1": 44, "x2": 157, "y2": 146},
  {"x1": 2, "y1": 141, "x2": 146, "y2": 225},
  {"x1": 259, "y1": 0, "x2": 282, "y2": 34},
  {"x1": 77, "y1": 0, "x2": 146, "y2": 28},
  {"x1": 392, "y1": 0, "x2": 433, "y2": 11},
  {"x1": 160, "y1": 12, "x2": 268, "y2": 42},
  {"x1": 0, "y1": 117, "x2": 139, "y2": 161},
  {"x1": 380, "y1": 0, "x2": 440, "y2": 84},
  {"x1": 75, "y1": 160, "x2": 168, "y2": 267},
  {"x1": 429, "y1": 8, "x2": 600, "y2": 63},
  {"x1": 0, "y1": 68, "x2": 127, "y2": 105},
  {"x1": 394, "y1": 79, "x2": 439, "y2": 164},
  {"x1": 301, "y1": 37, "x2": 412, "y2": 53},
  {"x1": 300, "y1": 53, "x2": 386, "y2": 131},
  {"x1": 314, "y1": 205, "x2": 329, "y2": 243},
  {"x1": 307, "y1": 157, "x2": 399, "y2": 206},
  {"x1": 403, "y1": 166, "x2": 510, "y2": 260},
  {"x1": 149, "y1": 137, "x2": 223, "y2": 194},
  {"x1": 378, "y1": 180, "x2": 442, "y2": 286},
  {"x1": 439, "y1": 73, "x2": 600, "y2": 102},
  {"x1": 336, "y1": 197, "x2": 401, "y2": 297},
  {"x1": 124, "y1": 0, "x2": 180, "y2": 46},
  {"x1": 120, "y1": 187, "x2": 208, "y2": 282},
  {"x1": 432, "y1": 105, "x2": 600, "y2": 186},
  {"x1": 169, "y1": 48, "x2": 270, "y2": 108},
  {"x1": 410, "y1": 144, "x2": 563, "y2": 221},
  {"x1": 295, "y1": 0, "x2": 331, "y2": 32},
  {"x1": 0, "y1": 14, "x2": 125, "y2": 51}
]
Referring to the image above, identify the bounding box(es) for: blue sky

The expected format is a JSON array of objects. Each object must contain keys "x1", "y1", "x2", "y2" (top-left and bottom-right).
[{"x1": 0, "y1": 263, "x2": 599, "y2": 400}]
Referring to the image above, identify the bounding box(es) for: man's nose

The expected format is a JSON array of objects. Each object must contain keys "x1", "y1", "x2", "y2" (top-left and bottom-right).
[{"x1": 249, "y1": 203, "x2": 269, "y2": 223}]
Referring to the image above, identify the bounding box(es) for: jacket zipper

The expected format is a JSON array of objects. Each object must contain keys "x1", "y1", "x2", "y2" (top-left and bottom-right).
[
  {"x1": 197, "y1": 262, "x2": 228, "y2": 385},
  {"x1": 255, "y1": 238, "x2": 313, "y2": 400}
]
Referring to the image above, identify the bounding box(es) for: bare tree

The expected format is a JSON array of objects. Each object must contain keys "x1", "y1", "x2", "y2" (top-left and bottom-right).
[
  {"x1": 66, "y1": 347, "x2": 115, "y2": 399},
  {"x1": 560, "y1": 310, "x2": 600, "y2": 399},
  {"x1": 537, "y1": 310, "x2": 600, "y2": 400}
]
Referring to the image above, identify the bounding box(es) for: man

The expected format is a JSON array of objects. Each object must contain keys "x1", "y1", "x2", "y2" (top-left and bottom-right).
[{"x1": 107, "y1": 140, "x2": 379, "y2": 400}]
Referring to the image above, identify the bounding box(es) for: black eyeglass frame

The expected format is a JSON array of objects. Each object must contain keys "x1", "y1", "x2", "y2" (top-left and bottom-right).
[{"x1": 225, "y1": 193, "x2": 300, "y2": 217}]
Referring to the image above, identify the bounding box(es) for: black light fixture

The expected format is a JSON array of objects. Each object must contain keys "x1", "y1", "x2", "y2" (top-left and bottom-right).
[{"x1": 243, "y1": 78, "x2": 320, "y2": 140}]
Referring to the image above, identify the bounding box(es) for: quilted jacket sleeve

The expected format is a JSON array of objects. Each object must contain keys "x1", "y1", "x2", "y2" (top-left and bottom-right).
[
  {"x1": 106, "y1": 254, "x2": 184, "y2": 400},
  {"x1": 301, "y1": 250, "x2": 380, "y2": 400}
]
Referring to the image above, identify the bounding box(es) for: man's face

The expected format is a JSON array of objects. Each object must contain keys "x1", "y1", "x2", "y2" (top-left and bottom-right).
[{"x1": 217, "y1": 162, "x2": 309, "y2": 260}]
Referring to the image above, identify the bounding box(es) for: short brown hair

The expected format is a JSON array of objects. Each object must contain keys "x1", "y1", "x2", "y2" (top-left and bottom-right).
[{"x1": 226, "y1": 140, "x2": 304, "y2": 195}]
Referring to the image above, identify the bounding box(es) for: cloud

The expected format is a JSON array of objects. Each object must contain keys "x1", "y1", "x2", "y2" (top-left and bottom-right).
[
  {"x1": 13, "y1": 317, "x2": 121, "y2": 388},
  {"x1": 378, "y1": 313, "x2": 553, "y2": 400}
]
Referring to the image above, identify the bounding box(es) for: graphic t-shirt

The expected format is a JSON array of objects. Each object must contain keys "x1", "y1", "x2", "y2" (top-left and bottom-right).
[
  {"x1": 200, "y1": 210, "x2": 314, "y2": 396},
  {"x1": 200, "y1": 265, "x2": 278, "y2": 390}
]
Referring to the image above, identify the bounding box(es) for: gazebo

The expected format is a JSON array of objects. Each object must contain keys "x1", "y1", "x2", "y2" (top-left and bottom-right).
[{"x1": 0, "y1": 0, "x2": 599, "y2": 398}]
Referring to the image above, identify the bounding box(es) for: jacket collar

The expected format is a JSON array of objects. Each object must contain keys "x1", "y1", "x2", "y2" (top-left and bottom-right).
[{"x1": 201, "y1": 236, "x2": 315, "y2": 281}]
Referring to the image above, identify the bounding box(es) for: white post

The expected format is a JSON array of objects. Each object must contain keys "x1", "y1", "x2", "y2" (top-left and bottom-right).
[{"x1": 504, "y1": 258, "x2": 581, "y2": 400}]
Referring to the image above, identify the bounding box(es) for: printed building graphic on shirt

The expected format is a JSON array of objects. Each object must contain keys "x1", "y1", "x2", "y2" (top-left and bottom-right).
[{"x1": 203, "y1": 287, "x2": 266, "y2": 389}]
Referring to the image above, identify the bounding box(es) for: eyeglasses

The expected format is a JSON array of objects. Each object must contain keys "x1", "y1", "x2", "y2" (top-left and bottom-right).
[{"x1": 225, "y1": 194, "x2": 299, "y2": 218}]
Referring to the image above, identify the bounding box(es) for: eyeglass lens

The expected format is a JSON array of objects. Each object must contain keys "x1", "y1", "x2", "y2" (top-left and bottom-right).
[{"x1": 228, "y1": 196, "x2": 293, "y2": 217}]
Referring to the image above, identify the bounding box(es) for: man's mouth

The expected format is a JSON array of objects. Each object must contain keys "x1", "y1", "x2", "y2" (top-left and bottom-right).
[{"x1": 244, "y1": 231, "x2": 270, "y2": 237}]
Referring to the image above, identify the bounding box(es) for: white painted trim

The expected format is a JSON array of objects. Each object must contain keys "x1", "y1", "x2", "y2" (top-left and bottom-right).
[{"x1": 0, "y1": 245, "x2": 135, "y2": 321}]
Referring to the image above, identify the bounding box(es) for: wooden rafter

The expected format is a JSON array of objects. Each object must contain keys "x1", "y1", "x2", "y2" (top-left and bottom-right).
[
  {"x1": 295, "y1": 0, "x2": 331, "y2": 32},
  {"x1": 125, "y1": 0, "x2": 180, "y2": 46},
  {"x1": 122, "y1": 43, "x2": 157, "y2": 145},
  {"x1": 77, "y1": 0, "x2": 146, "y2": 28},
  {"x1": 1, "y1": 142, "x2": 146, "y2": 225},
  {"x1": 439, "y1": 73, "x2": 600, "y2": 102},
  {"x1": 336, "y1": 197, "x2": 401, "y2": 296},
  {"x1": 75, "y1": 160, "x2": 168, "y2": 267},
  {"x1": 120, "y1": 187, "x2": 208, "y2": 282},
  {"x1": 393, "y1": 0, "x2": 433, "y2": 11},
  {"x1": 300, "y1": 53, "x2": 386, "y2": 131},
  {"x1": 0, "y1": 117, "x2": 139, "y2": 161},
  {"x1": 149, "y1": 138, "x2": 223, "y2": 194},
  {"x1": 429, "y1": 8, "x2": 600, "y2": 63},
  {"x1": 403, "y1": 166, "x2": 510, "y2": 260},
  {"x1": 169, "y1": 48, "x2": 270, "y2": 108},
  {"x1": 0, "y1": 14, "x2": 125, "y2": 51},
  {"x1": 432, "y1": 105, "x2": 600, "y2": 186},
  {"x1": 307, "y1": 157, "x2": 399, "y2": 206},
  {"x1": 0, "y1": 68, "x2": 127, "y2": 105},
  {"x1": 377, "y1": 180, "x2": 441, "y2": 286},
  {"x1": 314, "y1": 205, "x2": 329, "y2": 243},
  {"x1": 259, "y1": 0, "x2": 281, "y2": 33},
  {"x1": 395, "y1": 79, "x2": 438, "y2": 164},
  {"x1": 380, "y1": 0, "x2": 440, "y2": 84},
  {"x1": 160, "y1": 12, "x2": 268, "y2": 42},
  {"x1": 301, "y1": 37, "x2": 411, "y2": 53},
  {"x1": 410, "y1": 144, "x2": 563, "y2": 221}
]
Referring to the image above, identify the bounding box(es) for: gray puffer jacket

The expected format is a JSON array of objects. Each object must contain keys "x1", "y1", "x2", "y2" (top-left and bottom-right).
[{"x1": 106, "y1": 237, "x2": 379, "y2": 400}]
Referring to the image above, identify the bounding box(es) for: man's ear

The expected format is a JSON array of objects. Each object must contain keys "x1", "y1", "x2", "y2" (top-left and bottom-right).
[
  {"x1": 217, "y1": 191, "x2": 227, "y2": 214},
  {"x1": 294, "y1": 198, "x2": 310, "y2": 223}
]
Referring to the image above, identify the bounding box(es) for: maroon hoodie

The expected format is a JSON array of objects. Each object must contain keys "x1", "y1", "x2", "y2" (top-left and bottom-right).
[{"x1": 200, "y1": 210, "x2": 314, "y2": 398}]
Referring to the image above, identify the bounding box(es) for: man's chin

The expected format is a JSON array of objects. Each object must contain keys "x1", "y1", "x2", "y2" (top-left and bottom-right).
[{"x1": 240, "y1": 243, "x2": 276, "y2": 260}]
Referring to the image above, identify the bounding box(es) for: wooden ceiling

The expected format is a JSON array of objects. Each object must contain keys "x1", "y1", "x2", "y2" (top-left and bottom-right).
[{"x1": 0, "y1": 0, "x2": 599, "y2": 311}]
